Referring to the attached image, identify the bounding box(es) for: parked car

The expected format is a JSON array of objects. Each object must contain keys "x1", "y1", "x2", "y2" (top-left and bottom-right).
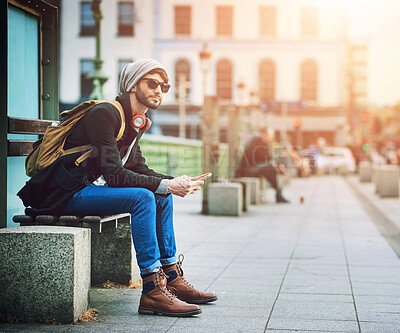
[{"x1": 317, "y1": 147, "x2": 356, "y2": 174}]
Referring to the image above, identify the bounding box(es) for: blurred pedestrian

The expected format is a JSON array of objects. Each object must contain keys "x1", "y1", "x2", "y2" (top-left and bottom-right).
[{"x1": 236, "y1": 127, "x2": 290, "y2": 203}]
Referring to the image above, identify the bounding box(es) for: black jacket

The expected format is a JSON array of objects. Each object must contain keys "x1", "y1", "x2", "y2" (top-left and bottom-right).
[
  {"x1": 236, "y1": 136, "x2": 272, "y2": 176},
  {"x1": 18, "y1": 93, "x2": 172, "y2": 215}
]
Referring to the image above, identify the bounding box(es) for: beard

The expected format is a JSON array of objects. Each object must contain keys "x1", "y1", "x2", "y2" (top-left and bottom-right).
[{"x1": 135, "y1": 85, "x2": 162, "y2": 109}]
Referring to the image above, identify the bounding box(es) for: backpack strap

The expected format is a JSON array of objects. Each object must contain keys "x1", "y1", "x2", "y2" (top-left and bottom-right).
[
  {"x1": 72, "y1": 100, "x2": 126, "y2": 167},
  {"x1": 107, "y1": 100, "x2": 125, "y2": 142}
]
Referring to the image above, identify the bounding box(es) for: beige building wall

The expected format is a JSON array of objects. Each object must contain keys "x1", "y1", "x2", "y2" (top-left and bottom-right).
[
  {"x1": 59, "y1": 0, "x2": 155, "y2": 103},
  {"x1": 156, "y1": 0, "x2": 348, "y2": 107}
]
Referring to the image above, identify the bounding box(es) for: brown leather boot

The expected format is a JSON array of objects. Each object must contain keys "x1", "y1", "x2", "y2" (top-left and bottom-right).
[
  {"x1": 138, "y1": 269, "x2": 201, "y2": 317},
  {"x1": 163, "y1": 255, "x2": 218, "y2": 304}
]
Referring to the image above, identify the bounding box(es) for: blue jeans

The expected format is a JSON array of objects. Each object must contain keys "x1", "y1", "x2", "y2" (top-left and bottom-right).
[{"x1": 64, "y1": 185, "x2": 177, "y2": 275}]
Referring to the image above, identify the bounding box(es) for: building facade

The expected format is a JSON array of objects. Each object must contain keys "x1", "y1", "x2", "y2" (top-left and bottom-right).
[
  {"x1": 157, "y1": 0, "x2": 348, "y2": 107},
  {"x1": 59, "y1": 0, "x2": 361, "y2": 146},
  {"x1": 59, "y1": 0, "x2": 154, "y2": 104}
]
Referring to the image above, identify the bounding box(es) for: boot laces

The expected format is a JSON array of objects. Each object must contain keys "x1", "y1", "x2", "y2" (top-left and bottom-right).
[
  {"x1": 177, "y1": 254, "x2": 194, "y2": 289},
  {"x1": 156, "y1": 270, "x2": 176, "y2": 301},
  {"x1": 181, "y1": 276, "x2": 194, "y2": 289}
]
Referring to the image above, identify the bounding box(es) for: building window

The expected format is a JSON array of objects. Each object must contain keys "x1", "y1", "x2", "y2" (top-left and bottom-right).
[
  {"x1": 259, "y1": 6, "x2": 276, "y2": 37},
  {"x1": 259, "y1": 59, "x2": 275, "y2": 101},
  {"x1": 174, "y1": 5, "x2": 191, "y2": 36},
  {"x1": 301, "y1": 6, "x2": 318, "y2": 38},
  {"x1": 80, "y1": 1, "x2": 96, "y2": 36},
  {"x1": 118, "y1": 2, "x2": 134, "y2": 36},
  {"x1": 300, "y1": 59, "x2": 317, "y2": 101},
  {"x1": 80, "y1": 59, "x2": 94, "y2": 98},
  {"x1": 174, "y1": 59, "x2": 191, "y2": 100},
  {"x1": 216, "y1": 6, "x2": 233, "y2": 37},
  {"x1": 216, "y1": 59, "x2": 232, "y2": 100}
]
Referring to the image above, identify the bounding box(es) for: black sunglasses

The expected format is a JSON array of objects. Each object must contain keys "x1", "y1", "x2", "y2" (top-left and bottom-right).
[{"x1": 141, "y1": 78, "x2": 170, "y2": 93}]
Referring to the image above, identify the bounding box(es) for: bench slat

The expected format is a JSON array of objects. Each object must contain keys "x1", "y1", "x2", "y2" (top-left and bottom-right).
[
  {"x1": 82, "y1": 216, "x2": 101, "y2": 223},
  {"x1": 13, "y1": 215, "x2": 33, "y2": 223},
  {"x1": 58, "y1": 216, "x2": 80, "y2": 223},
  {"x1": 7, "y1": 140, "x2": 36, "y2": 156},
  {"x1": 8, "y1": 116, "x2": 54, "y2": 135},
  {"x1": 36, "y1": 215, "x2": 57, "y2": 224}
]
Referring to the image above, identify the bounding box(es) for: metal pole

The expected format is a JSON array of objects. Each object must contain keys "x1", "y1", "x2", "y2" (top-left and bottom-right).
[
  {"x1": 0, "y1": 0, "x2": 7, "y2": 228},
  {"x1": 88, "y1": 0, "x2": 108, "y2": 100},
  {"x1": 228, "y1": 106, "x2": 239, "y2": 179},
  {"x1": 202, "y1": 96, "x2": 219, "y2": 214},
  {"x1": 178, "y1": 73, "x2": 187, "y2": 138},
  {"x1": 280, "y1": 100, "x2": 288, "y2": 142}
]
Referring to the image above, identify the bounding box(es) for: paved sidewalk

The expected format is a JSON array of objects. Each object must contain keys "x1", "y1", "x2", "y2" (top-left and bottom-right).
[
  {"x1": 346, "y1": 174, "x2": 400, "y2": 257},
  {"x1": 1, "y1": 176, "x2": 400, "y2": 332}
]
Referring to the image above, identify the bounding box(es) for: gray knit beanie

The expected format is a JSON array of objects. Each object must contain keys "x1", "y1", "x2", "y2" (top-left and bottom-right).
[{"x1": 118, "y1": 59, "x2": 168, "y2": 95}]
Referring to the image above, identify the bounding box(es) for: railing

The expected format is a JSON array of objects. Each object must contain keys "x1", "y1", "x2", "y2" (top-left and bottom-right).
[{"x1": 140, "y1": 134, "x2": 229, "y2": 179}]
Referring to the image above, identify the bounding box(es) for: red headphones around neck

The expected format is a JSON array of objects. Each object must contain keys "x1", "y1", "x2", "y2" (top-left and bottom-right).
[{"x1": 132, "y1": 111, "x2": 152, "y2": 132}]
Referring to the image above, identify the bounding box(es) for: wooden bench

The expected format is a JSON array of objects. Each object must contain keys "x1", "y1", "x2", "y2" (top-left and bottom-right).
[
  {"x1": 7, "y1": 116, "x2": 139, "y2": 286},
  {"x1": 13, "y1": 213, "x2": 129, "y2": 234}
]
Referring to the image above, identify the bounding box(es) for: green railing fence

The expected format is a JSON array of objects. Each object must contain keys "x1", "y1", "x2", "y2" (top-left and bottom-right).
[{"x1": 141, "y1": 135, "x2": 229, "y2": 179}]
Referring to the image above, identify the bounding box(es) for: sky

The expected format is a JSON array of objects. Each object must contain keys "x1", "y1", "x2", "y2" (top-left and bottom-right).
[{"x1": 346, "y1": 0, "x2": 400, "y2": 107}]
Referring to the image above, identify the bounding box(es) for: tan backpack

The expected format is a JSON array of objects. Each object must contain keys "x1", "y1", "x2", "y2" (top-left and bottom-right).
[{"x1": 25, "y1": 100, "x2": 125, "y2": 177}]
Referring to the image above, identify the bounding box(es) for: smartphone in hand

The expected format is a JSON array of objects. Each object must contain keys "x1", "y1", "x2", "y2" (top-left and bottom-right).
[{"x1": 198, "y1": 172, "x2": 212, "y2": 180}]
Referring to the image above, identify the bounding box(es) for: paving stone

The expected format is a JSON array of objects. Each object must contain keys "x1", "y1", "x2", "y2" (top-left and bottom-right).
[
  {"x1": 265, "y1": 330, "x2": 350, "y2": 333},
  {"x1": 210, "y1": 278, "x2": 283, "y2": 293},
  {"x1": 266, "y1": 317, "x2": 359, "y2": 332},
  {"x1": 199, "y1": 304, "x2": 270, "y2": 318},
  {"x1": 280, "y1": 283, "x2": 352, "y2": 295},
  {"x1": 354, "y1": 294, "x2": 400, "y2": 305},
  {"x1": 271, "y1": 300, "x2": 356, "y2": 321},
  {"x1": 357, "y1": 310, "x2": 400, "y2": 323},
  {"x1": 171, "y1": 315, "x2": 267, "y2": 331},
  {"x1": 169, "y1": 327, "x2": 259, "y2": 333},
  {"x1": 359, "y1": 321, "x2": 400, "y2": 333},
  {"x1": 351, "y1": 281, "x2": 400, "y2": 296},
  {"x1": 277, "y1": 293, "x2": 354, "y2": 303},
  {"x1": 211, "y1": 291, "x2": 277, "y2": 309}
]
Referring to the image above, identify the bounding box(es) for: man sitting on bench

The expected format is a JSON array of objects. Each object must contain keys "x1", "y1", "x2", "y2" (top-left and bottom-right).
[
  {"x1": 236, "y1": 127, "x2": 290, "y2": 203},
  {"x1": 18, "y1": 59, "x2": 217, "y2": 317}
]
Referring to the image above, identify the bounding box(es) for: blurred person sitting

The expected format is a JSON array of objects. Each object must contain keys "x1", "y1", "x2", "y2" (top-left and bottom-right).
[
  {"x1": 235, "y1": 127, "x2": 290, "y2": 203},
  {"x1": 290, "y1": 147, "x2": 311, "y2": 177}
]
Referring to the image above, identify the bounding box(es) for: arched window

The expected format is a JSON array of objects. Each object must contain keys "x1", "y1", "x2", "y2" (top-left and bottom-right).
[
  {"x1": 259, "y1": 59, "x2": 275, "y2": 101},
  {"x1": 174, "y1": 59, "x2": 191, "y2": 100},
  {"x1": 216, "y1": 59, "x2": 232, "y2": 100},
  {"x1": 300, "y1": 59, "x2": 317, "y2": 101}
]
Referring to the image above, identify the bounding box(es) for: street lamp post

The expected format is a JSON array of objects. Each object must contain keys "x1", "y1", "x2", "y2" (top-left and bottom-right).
[
  {"x1": 237, "y1": 80, "x2": 246, "y2": 147},
  {"x1": 199, "y1": 43, "x2": 211, "y2": 97},
  {"x1": 87, "y1": 0, "x2": 108, "y2": 100},
  {"x1": 199, "y1": 42, "x2": 212, "y2": 214},
  {"x1": 227, "y1": 81, "x2": 246, "y2": 179},
  {"x1": 249, "y1": 90, "x2": 260, "y2": 132},
  {"x1": 178, "y1": 74, "x2": 191, "y2": 138}
]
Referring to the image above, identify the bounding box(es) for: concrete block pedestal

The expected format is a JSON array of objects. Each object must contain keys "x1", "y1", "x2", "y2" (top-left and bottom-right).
[
  {"x1": 376, "y1": 165, "x2": 400, "y2": 197},
  {"x1": 233, "y1": 177, "x2": 261, "y2": 205},
  {"x1": 90, "y1": 215, "x2": 140, "y2": 286},
  {"x1": 0, "y1": 226, "x2": 90, "y2": 324},
  {"x1": 359, "y1": 161, "x2": 373, "y2": 182},
  {"x1": 231, "y1": 180, "x2": 251, "y2": 211},
  {"x1": 208, "y1": 183, "x2": 243, "y2": 216}
]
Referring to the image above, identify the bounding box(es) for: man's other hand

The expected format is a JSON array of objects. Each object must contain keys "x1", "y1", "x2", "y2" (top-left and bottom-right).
[{"x1": 278, "y1": 164, "x2": 286, "y2": 175}]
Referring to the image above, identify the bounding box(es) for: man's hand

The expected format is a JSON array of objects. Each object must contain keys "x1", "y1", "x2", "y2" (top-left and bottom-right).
[
  {"x1": 278, "y1": 164, "x2": 286, "y2": 175},
  {"x1": 167, "y1": 175, "x2": 204, "y2": 197}
]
